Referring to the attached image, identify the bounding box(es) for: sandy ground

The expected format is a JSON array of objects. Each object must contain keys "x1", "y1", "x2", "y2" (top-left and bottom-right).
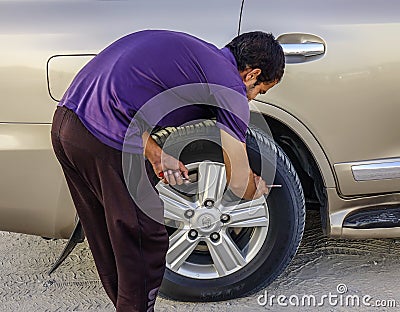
[{"x1": 1, "y1": 210, "x2": 399, "y2": 312}]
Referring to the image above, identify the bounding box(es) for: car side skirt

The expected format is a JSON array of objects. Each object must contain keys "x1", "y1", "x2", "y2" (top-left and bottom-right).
[{"x1": 327, "y1": 188, "x2": 400, "y2": 238}]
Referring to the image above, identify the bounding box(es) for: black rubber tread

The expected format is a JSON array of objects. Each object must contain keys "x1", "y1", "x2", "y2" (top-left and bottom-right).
[
  {"x1": 151, "y1": 120, "x2": 217, "y2": 147},
  {"x1": 244, "y1": 124, "x2": 306, "y2": 297},
  {"x1": 152, "y1": 120, "x2": 306, "y2": 301}
]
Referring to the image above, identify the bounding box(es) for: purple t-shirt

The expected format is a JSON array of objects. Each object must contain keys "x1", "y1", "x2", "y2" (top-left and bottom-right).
[{"x1": 59, "y1": 30, "x2": 249, "y2": 153}]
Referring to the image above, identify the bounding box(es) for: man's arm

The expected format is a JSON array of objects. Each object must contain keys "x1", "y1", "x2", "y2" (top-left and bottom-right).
[{"x1": 220, "y1": 129, "x2": 268, "y2": 200}]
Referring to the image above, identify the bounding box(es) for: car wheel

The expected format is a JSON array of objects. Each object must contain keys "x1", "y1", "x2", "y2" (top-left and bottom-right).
[{"x1": 151, "y1": 121, "x2": 305, "y2": 301}]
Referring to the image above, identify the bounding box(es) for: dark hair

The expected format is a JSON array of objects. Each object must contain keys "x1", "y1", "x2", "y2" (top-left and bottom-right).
[{"x1": 226, "y1": 31, "x2": 285, "y2": 84}]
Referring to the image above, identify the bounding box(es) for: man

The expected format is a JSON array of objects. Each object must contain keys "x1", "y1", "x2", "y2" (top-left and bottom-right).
[{"x1": 51, "y1": 30, "x2": 285, "y2": 312}]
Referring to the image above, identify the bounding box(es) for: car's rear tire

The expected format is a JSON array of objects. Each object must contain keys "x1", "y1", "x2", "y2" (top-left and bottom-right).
[{"x1": 151, "y1": 121, "x2": 305, "y2": 301}]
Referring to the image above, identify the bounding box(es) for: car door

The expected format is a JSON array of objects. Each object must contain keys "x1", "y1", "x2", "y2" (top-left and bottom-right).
[{"x1": 241, "y1": 0, "x2": 400, "y2": 196}]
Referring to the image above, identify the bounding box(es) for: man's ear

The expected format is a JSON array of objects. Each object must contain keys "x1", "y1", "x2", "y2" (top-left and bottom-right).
[{"x1": 242, "y1": 68, "x2": 262, "y2": 83}]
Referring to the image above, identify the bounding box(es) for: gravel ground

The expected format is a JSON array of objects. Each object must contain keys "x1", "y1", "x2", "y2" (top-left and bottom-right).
[{"x1": 1, "y1": 210, "x2": 400, "y2": 312}]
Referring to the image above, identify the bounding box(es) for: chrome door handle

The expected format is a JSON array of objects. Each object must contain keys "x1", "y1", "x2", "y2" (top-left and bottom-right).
[{"x1": 281, "y1": 42, "x2": 325, "y2": 57}]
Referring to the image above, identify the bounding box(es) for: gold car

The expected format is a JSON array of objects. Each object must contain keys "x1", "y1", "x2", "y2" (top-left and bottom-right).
[{"x1": 0, "y1": 0, "x2": 399, "y2": 301}]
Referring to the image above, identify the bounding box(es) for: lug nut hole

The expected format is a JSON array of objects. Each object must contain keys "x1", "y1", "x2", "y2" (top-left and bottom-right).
[
  {"x1": 210, "y1": 232, "x2": 220, "y2": 242},
  {"x1": 204, "y1": 199, "x2": 214, "y2": 208},
  {"x1": 184, "y1": 209, "x2": 195, "y2": 219},
  {"x1": 220, "y1": 214, "x2": 230, "y2": 223},
  {"x1": 188, "y1": 229, "x2": 198, "y2": 239}
]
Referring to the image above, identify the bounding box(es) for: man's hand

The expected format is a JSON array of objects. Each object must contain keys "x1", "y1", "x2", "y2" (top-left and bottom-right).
[
  {"x1": 142, "y1": 131, "x2": 189, "y2": 185},
  {"x1": 152, "y1": 152, "x2": 190, "y2": 185},
  {"x1": 253, "y1": 173, "x2": 269, "y2": 199}
]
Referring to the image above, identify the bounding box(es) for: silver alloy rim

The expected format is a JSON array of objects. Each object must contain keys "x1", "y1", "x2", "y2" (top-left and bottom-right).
[{"x1": 156, "y1": 161, "x2": 269, "y2": 279}]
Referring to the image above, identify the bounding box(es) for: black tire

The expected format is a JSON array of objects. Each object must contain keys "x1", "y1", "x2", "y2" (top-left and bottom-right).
[{"x1": 151, "y1": 121, "x2": 305, "y2": 301}]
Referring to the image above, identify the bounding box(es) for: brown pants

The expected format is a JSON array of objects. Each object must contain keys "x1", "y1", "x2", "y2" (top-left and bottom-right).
[{"x1": 51, "y1": 106, "x2": 169, "y2": 312}]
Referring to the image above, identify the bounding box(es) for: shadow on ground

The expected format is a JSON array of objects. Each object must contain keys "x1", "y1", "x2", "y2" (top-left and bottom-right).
[{"x1": 0, "y1": 210, "x2": 399, "y2": 311}]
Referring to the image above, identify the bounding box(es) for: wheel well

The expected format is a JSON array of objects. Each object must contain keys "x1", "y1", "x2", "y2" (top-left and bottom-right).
[{"x1": 258, "y1": 114, "x2": 328, "y2": 233}]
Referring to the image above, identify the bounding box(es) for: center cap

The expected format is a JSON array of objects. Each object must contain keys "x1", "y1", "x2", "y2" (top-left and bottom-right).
[
  {"x1": 199, "y1": 213, "x2": 215, "y2": 230},
  {"x1": 191, "y1": 208, "x2": 221, "y2": 234}
]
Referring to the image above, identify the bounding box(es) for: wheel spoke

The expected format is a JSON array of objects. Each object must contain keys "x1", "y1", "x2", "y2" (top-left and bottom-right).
[
  {"x1": 206, "y1": 231, "x2": 246, "y2": 276},
  {"x1": 223, "y1": 197, "x2": 269, "y2": 228},
  {"x1": 197, "y1": 161, "x2": 226, "y2": 206},
  {"x1": 167, "y1": 229, "x2": 200, "y2": 272},
  {"x1": 157, "y1": 183, "x2": 197, "y2": 223}
]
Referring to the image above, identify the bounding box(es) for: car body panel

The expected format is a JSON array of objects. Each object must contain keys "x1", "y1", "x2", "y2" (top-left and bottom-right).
[
  {"x1": 334, "y1": 159, "x2": 400, "y2": 195},
  {"x1": 241, "y1": 0, "x2": 400, "y2": 197},
  {"x1": 0, "y1": 124, "x2": 75, "y2": 238}
]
